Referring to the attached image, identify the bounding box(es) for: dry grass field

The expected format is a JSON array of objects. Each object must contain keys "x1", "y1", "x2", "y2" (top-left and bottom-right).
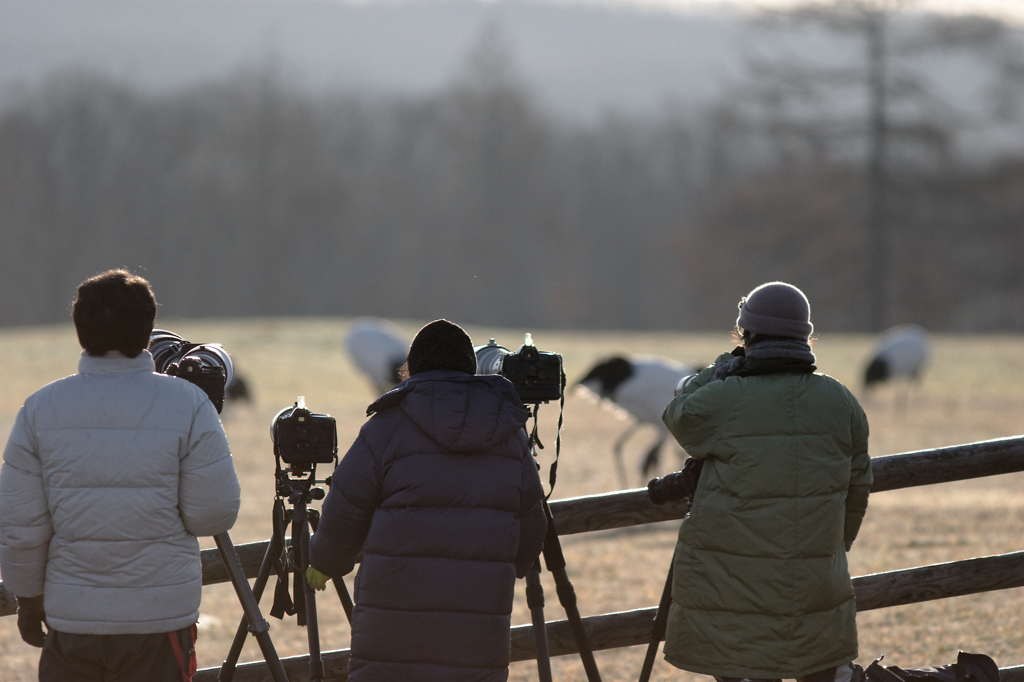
[{"x1": 2, "y1": 317, "x2": 1023, "y2": 681}]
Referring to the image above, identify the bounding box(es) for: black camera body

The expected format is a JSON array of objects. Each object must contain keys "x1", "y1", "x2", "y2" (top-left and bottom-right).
[
  {"x1": 476, "y1": 336, "x2": 564, "y2": 404},
  {"x1": 272, "y1": 399, "x2": 338, "y2": 471},
  {"x1": 149, "y1": 330, "x2": 232, "y2": 413},
  {"x1": 168, "y1": 357, "x2": 227, "y2": 413}
]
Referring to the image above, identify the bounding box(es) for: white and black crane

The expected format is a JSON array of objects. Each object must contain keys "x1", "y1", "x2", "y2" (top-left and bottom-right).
[
  {"x1": 864, "y1": 324, "x2": 931, "y2": 389},
  {"x1": 344, "y1": 318, "x2": 410, "y2": 396},
  {"x1": 575, "y1": 355, "x2": 696, "y2": 489},
  {"x1": 863, "y1": 324, "x2": 931, "y2": 414}
]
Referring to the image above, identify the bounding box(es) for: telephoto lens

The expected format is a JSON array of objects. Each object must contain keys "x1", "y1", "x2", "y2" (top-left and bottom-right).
[
  {"x1": 674, "y1": 374, "x2": 697, "y2": 397},
  {"x1": 475, "y1": 339, "x2": 510, "y2": 376},
  {"x1": 647, "y1": 471, "x2": 689, "y2": 505},
  {"x1": 149, "y1": 330, "x2": 234, "y2": 387},
  {"x1": 647, "y1": 457, "x2": 704, "y2": 506},
  {"x1": 148, "y1": 330, "x2": 234, "y2": 412}
]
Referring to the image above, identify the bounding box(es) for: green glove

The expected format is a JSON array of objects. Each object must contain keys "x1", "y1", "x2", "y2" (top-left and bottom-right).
[{"x1": 306, "y1": 565, "x2": 331, "y2": 591}]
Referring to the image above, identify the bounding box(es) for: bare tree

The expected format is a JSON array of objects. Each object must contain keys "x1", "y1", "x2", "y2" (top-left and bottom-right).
[{"x1": 727, "y1": 0, "x2": 1015, "y2": 329}]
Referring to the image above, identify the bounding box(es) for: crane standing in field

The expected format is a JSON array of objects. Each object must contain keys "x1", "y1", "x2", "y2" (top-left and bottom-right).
[
  {"x1": 864, "y1": 324, "x2": 931, "y2": 388},
  {"x1": 344, "y1": 318, "x2": 410, "y2": 396},
  {"x1": 863, "y1": 324, "x2": 931, "y2": 413},
  {"x1": 576, "y1": 355, "x2": 696, "y2": 489}
]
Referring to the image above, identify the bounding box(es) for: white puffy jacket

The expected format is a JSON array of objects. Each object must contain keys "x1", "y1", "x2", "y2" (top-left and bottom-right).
[{"x1": 0, "y1": 350, "x2": 241, "y2": 635}]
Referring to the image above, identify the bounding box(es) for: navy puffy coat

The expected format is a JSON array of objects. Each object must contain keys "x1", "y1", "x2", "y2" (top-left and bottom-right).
[{"x1": 309, "y1": 370, "x2": 547, "y2": 682}]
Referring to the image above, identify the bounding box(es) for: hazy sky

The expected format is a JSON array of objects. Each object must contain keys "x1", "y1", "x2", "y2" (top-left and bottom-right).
[{"x1": 604, "y1": 0, "x2": 1024, "y2": 22}]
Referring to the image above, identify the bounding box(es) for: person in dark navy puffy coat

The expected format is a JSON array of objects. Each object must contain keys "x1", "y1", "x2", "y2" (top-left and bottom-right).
[{"x1": 308, "y1": 319, "x2": 547, "y2": 682}]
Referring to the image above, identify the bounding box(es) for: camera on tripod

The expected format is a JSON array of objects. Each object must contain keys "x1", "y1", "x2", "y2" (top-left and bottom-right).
[
  {"x1": 149, "y1": 329, "x2": 233, "y2": 413},
  {"x1": 216, "y1": 397, "x2": 347, "y2": 682},
  {"x1": 271, "y1": 397, "x2": 338, "y2": 477},
  {"x1": 476, "y1": 335, "x2": 602, "y2": 682},
  {"x1": 475, "y1": 334, "x2": 565, "y2": 404}
]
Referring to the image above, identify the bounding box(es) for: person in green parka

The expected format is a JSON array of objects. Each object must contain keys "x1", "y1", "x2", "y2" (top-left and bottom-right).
[{"x1": 660, "y1": 281, "x2": 872, "y2": 682}]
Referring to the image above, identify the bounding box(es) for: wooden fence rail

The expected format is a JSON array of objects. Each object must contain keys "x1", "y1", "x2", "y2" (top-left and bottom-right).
[
  {"x1": 190, "y1": 550, "x2": 1024, "y2": 682},
  {"x1": 4, "y1": 435, "x2": 1023, "y2": 615},
  {"x1": 4, "y1": 435, "x2": 1024, "y2": 682}
]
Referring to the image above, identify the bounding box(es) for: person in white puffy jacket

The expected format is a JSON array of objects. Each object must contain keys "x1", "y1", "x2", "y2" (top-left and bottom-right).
[{"x1": 0, "y1": 269, "x2": 241, "y2": 682}]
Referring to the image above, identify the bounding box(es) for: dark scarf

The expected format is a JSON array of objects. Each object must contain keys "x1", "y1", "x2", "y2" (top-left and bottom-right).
[{"x1": 709, "y1": 336, "x2": 816, "y2": 382}]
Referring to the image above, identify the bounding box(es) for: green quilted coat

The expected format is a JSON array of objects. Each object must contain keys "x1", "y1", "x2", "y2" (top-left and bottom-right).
[{"x1": 661, "y1": 352, "x2": 872, "y2": 679}]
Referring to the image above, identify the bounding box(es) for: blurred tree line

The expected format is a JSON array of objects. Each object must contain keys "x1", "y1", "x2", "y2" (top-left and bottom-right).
[{"x1": 1, "y1": 9, "x2": 1022, "y2": 333}]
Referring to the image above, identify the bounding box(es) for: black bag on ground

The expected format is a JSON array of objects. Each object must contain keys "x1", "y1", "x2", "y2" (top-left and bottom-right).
[{"x1": 863, "y1": 651, "x2": 999, "y2": 682}]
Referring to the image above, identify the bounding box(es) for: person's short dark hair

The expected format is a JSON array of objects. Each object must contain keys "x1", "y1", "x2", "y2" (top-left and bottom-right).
[
  {"x1": 406, "y1": 319, "x2": 477, "y2": 376},
  {"x1": 72, "y1": 269, "x2": 157, "y2": 357}
]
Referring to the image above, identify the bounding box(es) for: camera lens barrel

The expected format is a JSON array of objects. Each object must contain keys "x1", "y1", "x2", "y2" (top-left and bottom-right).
[
  {"x1": 186, "y1": 344, "x2": 234, "y2": 387},
  {"x1": 148, "y1": 329, "x2": 233, "y2": 386},
  {"x1": 475, "y1": 339, "x2": 510, "y2": 376},
  {"x1": 149, "y1": 330, "x2": 186, "y2": 374},
  {"x1": 148, "y1": 329, "x2": 234, "y2": 413}
]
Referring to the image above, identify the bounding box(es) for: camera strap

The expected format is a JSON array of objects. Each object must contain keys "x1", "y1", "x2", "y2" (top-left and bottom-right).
[
  {"x1": 269, "y1": 499, "x2": 296, "y2": 620},
  {"x1": 547, "y1": 388, "x2": 564, "y2": 500},
  {"x1": 528, "y1": 372, "x2": 565, "y2": 501}
]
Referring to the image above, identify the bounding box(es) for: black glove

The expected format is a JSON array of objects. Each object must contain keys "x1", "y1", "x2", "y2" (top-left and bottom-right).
[{"x1": 16, "y1": 595, "x2": 47, "y2": 647}]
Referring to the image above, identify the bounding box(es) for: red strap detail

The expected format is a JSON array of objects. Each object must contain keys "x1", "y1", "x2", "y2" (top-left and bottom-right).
[
  {"x1": 167, "y1": 625, "x2": 199, "y2": 682},
  {"x1": 168, "y1": 631, "x2": 185, "y2": 681},
  {"x1": 187, "y1": 624, "x2": 198, "y2": 681}
]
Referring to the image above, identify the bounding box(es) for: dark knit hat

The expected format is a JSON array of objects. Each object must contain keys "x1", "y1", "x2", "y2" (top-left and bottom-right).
[
  {"x1": 407, "y1": 319, "x2": 477, "y2": 376},
  {"x1": 736, "y1": 281, "x2": 813, "y2": 340}
]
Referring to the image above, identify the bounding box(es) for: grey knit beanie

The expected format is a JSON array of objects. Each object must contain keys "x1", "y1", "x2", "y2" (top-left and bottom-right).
[
  {"x1": 406, "y1": 319, "x2": 478, "y2": 376},
  {"x1": 736, "y1": 282, "x2": 813, "y2": 340}
]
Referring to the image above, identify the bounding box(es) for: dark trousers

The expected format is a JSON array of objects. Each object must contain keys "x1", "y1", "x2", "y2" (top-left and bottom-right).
[{"x1": 39, "y1": 626, "x2": 196, "y2": 682}]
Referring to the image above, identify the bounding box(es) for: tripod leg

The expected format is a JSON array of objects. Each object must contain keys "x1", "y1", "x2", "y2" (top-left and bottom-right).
[
  {"x1": 332, "y1": 577, "x2": 354, "y2": 623},
  {"x1": 639, "y1": 557, "x2": 674, "y2": 682},
  {"x1": 309, "y1": 508, "x2": 354, "y2": 624},
  {"x1": 541, "y1": 501, "x2": 603, "y2": 682},
  {"x1": 296, "y1": 504, "x2": 325, "y2": 682},
  {"x1": 290, "y1": 510, "x2": 307, "y2": 627},
  {"x1": 220, "y1": 532, "x2": 283, "y2": 681},
  {"x1": 213, "y1": 533, "x2": 290, "y2": 682},
  {"x1": 525, "y1": 560, "x2": 552, "y2": 682}
]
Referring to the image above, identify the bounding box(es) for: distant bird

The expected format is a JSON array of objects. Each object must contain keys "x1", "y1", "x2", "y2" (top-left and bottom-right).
[
  {"x1": 576, "y1": 355, "x2": 696, "y2": 489},
  {"x1": 225, "y1": 374, "x2": 253, "y2": 404},
  {"x1": 344, "y1": 318, "x2": 410, "y2": 396},
  {"x1": 864, "y1": 324, "x2": 932, "y2": 390}
]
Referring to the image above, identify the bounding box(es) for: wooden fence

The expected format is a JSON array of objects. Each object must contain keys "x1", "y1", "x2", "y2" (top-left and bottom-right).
[{"x1": 4, "y1": 435, "x2": 1024, "y2": 682}]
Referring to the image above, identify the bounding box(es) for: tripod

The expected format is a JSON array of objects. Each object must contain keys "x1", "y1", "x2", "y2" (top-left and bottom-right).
[
  {"x1": 523, "y1": 403, "x2": 603, "y2": 682},
  {"x1": 527, "y1": 499, "x2": 604, "y2": 682},
  {"x1": 218, "y1": 464, "x2": 354, "y2": 682},
  {"x1": 212, "y1": 531, "x2": 289, "y2": 682},
  {"x1": 638, "y1": 556, "x2": 674, "y2": 682}
]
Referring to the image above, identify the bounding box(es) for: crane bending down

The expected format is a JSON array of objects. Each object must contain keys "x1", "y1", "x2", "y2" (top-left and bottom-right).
[
  {"x1": 344, "y1": 318, "x2": 410, "y2": 396},
  {"x1": 576, "y1": 355, "x2": 695, "y2": 489},
  {"x1": 864, "y1": 324, "x2": 931, "y2": 389}
]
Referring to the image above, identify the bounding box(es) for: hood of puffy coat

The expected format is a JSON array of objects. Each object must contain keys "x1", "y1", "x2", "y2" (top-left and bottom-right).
[{"x1": 367, "y1": 369, "x2": 529, "y2": 453}]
